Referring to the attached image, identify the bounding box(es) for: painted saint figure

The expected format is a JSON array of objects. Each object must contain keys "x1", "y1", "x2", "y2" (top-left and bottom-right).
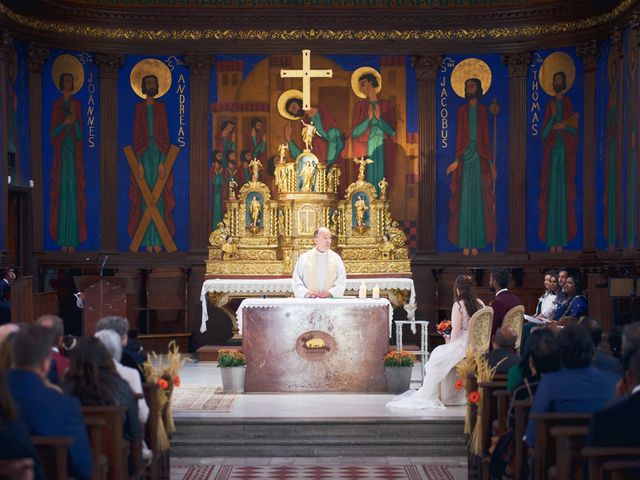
[
  {"x1": 538, "y1": 71, "x2": 578, "y2": 253},
  {"x1": 247, "y1": 118, "x2": 266, "y2": 161},
  {"x1": 447, "y1": 78, "x2": 496, "y2": 256},
  {"x1": 209, "y1": 158, "x2": 224, "y2": 229},
  {"x1": 128, "y1": 74, "x2": 176, "y2": 253},
  {"x1": 50, "y1": 72, "x2": 87, "y2": 252},
  {"x1": 351, "y1": 69, "x2": 397, "y2": 190},
  {"x1": 281, "y1": 94, "x2": 344, "y2": 166},
  {"x1": 215, "y1": 120, "x2": 236, "y2": 168}
]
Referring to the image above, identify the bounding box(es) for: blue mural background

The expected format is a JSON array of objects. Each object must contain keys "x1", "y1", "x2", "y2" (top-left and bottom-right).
[
  {"x1": 526, "y1": 48, "x2": 584, "y2": 252},
  {"x1": 435, "y1": 54, "x2": 510, "y2": 253},
  {"x1": 9, "y1": 41, "x2": 31, "y2": 186},
  {"x1": 42, "y1": 50, "x2": 100, "y2": 251},
  {"x1": 117, "y1": 55, "x2": 190, "y2": 252}
]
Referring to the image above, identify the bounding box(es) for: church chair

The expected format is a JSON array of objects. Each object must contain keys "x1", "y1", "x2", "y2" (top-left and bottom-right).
[
  {"x1": 142, "y1": 382, "x2": 163, "y2": 480},
  {"x1": 512, "y1": 398, "x2": 532, "y2": 480},
  {"x1": 82, "y1": 405, "x2": 129, "y2": 480},
  {"x1": 31, "y1": 435, "x2": 72, "y2": 480},
  {"x1": 502, "y1": 305, "x2": 524, "y2": 352},
  {"x1": 603, "y1": 460, "x2": 640, "y2": 480},
  {"x1": 468, "y1": 306, "x2": 494, "y2": 354},
  {"x1": 550, "y1": 424, "x2": 589, "y2": 479},
  {"x1": 529, "y1": 412, "x2": 592, "y2": 480},
  {"x1": 85, "y1": 416, "x2": 109, "y2": 480},
  {"x1": 581, "y1": 447, "x2": 640, "y2": 480}
]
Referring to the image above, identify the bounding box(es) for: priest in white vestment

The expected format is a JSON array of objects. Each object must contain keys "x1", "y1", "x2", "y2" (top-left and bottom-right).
[{"x1": 292, "y1": 227, "x2": 347, "y2": 298}]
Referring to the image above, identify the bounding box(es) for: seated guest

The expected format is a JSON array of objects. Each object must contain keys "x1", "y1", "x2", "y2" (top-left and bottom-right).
[
  {"x1": 586, "y1": 348, "x2": 640, "y2": 447},
  {"x1": 94, "y1": 329, "x2": 149, "y2": 425},
  {"x1": 0, "y1": 269, "x2": 16, "y2": 326},
  {"x1": 489, "y1": 268, "x2": 522, "y2": 337},
  {"x1": 0, "y1": 368, "x2": 42, "y2": 480},
  {"x1": 0, "y1": 323, "x2": 19, "y2": 370},
  {"x1": 62, "y1": 337, "x2": 141, "y2": 443},
  {"x1": 6, "y1": 325, "x2": 92, "y2": 480},
  {"x1": 292, "y1": 227, "x2": 346, "y2": 298},
  {"x1": 96, "y1": 316, "x2": 144, "y2": 380},
  {"x1": 525, "y1": 324, "x2": 618, "y2": 448},
  {"x1": 579, "y1": 317, "x2": 622, "y2": 375},
  {"x1": 535, "y1": 270, "x2": 560, "y2": 319},
  {"x1": 487, "y1": 326, "x2": 520, "y2": 375},
  {"x1": 36, "y1": 315, "x2": 70, "y2": 384},
  {"x1": 507, "y1": 327, "x2": 560, "y2": 394},
  {"x1": 124, "y1": 329, "x2": 147, "y2": 366},
  {"x1": 552, "y1": 274, "x2": 588, "y2": 321}
]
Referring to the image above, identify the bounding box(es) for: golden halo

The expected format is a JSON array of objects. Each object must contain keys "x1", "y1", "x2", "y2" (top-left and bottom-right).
[
  {"x1": 450, "y1": 58, "x2": 492, "y2": 99},
  {"x1": 51, "y1": 54, "x2": 84, "y2": 95},
  {"x1": 277, "y1": 89, "x2": 304, "y2": 120},
  {"x1": 351, "y1": 66, "x2": 382, "y2": 99},
  {"x1": 130, "y1": 58, "x2": 172, "y2": 99},
  {"x1": 539, "y1": 51, "x2": 575, "y2": 96}
]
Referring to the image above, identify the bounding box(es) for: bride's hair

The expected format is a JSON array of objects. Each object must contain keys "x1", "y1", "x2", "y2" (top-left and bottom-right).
[{"x1": 453, "y1": 274, "x2": 480, "y2": 317}]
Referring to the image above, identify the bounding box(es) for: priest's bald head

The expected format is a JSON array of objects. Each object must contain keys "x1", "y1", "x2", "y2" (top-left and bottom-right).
[{"x1": 313, "y1": 227, "x2": 333, "y2": 253}]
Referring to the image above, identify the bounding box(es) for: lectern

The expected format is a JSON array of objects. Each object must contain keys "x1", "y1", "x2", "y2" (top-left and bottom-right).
[{"x1": 82, "y1": 280, "x2": 127, "y2": 335}]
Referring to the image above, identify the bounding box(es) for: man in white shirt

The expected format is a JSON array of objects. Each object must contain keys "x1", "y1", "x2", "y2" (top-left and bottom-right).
[{"x1": 292, "y1": 227, "x2": 346, "y2": 298}]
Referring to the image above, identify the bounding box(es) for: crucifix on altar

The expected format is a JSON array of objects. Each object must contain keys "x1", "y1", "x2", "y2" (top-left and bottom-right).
[{"x1": 280, "y1": 50, "x2": 332, "y2": 110}]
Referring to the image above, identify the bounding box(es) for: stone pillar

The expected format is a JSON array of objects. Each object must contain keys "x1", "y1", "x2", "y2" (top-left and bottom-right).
[
  {"x1": 576, "y1": 40, "x2": 599, "y2": 254},
  {"x1": 27, "y1": 43, "x2": 49, "y2": 253},
  {"x1": 184, "y1": 54, "x2": 214, "y2": 253},
  {"x1": 410, "y1": 55, "x2": 442, "y2": 253},
  {"x1": 0, "y1": 31, "x2": 14, "y2": 258},
  {"x1": 95, "y1": 53, "x2": 123, "y2": 252},
  {"x1": 501, "y1": 52, "x2": 531, "y2": 254}
]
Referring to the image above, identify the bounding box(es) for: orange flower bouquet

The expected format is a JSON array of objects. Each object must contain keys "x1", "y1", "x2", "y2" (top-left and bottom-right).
[
  {"x1": 437, "y1": 320, "x2": 452, "y2": 337},
  {"x1": 383, "y1": 350, "x2": 416, "y2": 367}
]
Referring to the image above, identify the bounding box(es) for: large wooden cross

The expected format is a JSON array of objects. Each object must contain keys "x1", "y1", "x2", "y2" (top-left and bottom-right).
[{"x1": 280, "y1": 50, "x2": 332, "y2": 110}]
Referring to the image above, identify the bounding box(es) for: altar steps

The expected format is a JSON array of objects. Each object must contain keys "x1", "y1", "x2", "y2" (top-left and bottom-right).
[{"x1": 171, "y1": 417, "x2": 466, "y2": 457}]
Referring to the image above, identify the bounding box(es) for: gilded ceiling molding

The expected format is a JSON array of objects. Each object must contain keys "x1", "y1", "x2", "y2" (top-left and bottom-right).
[{"x1": 0, "y1": 0, "x2": 636, "y2": 41}]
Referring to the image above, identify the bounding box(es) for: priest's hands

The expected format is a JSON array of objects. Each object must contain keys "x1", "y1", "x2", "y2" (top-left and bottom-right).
[{"x1": 305, "y1": 290, "x2": 331, "y2": 298}]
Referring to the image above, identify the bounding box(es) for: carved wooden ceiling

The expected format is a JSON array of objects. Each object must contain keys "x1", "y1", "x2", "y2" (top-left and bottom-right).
[{"x1": 0, "y1": 0, "x2": 637, "y2": 53}]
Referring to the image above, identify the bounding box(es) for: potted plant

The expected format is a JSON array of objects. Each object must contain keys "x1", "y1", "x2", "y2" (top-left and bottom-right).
[
  {"x1": 217, "y1": 349, "x2": 247, "y2": 393},
  {"x1": 383, "y1": 350, "x2": 416, "y2": 394}
]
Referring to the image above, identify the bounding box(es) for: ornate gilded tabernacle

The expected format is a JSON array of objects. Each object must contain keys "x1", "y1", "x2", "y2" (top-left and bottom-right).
[{"x1": 206, "y1": 131, "x2": 411, "y2": 276}]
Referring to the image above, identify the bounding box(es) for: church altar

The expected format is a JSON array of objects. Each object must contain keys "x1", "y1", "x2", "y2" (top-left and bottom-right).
[
  {"x1": 238, "y1": 298, "x2": 392, "y2": 392},
  {"x1": 199, "y1": 276, "x2": 415, "y2": 333}
]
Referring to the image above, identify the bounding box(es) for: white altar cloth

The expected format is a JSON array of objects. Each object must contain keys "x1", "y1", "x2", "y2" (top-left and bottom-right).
[
  {"x1": 236, "y1": 297, "x2": 394, "y2": 336},
  {"x1": 200, "y1": 277, "x2": 415, "y2": 333}
]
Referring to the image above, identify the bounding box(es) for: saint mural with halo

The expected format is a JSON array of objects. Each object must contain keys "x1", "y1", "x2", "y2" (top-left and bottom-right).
[
  {"x1": 351, "y1": 66, "x2": 397, "y2": 192},
  {"x1": 446, "y1": 58, "x2": 497, "y2": 256},
  {"x1": 537, "y1": 51, "x2": 578, "y2": 253},
  {"x1": 49, "y1": 54, "x2": 87, "y2": 253},
  {"x1": 126, "y1": 58, "x2": 177, "y2": 253}
]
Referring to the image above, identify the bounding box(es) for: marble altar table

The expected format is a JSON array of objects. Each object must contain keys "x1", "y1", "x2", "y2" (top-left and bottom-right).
[{"x1": 238, "y1": 298, "x2": 392, "y2": 393}]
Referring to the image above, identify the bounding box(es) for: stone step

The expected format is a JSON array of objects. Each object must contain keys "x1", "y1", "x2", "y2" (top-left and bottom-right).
[{"x1": 171, "y1": 417, "x2": 466, "y2": 457}]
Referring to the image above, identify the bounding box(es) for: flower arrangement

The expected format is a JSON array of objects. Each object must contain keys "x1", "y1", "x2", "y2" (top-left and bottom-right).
[
  {"x1": 142, "y1": 340, "x2": 184, "y2": 451},
  {"x1": 437, "y1": 320, "x2": 452, "y2": 337},
  {"x1": 383, "y1": 350, "x2": 416, "y2": 367},
  {"x1": 217, "y1": 349, "x2": 247, "y2": 368}
]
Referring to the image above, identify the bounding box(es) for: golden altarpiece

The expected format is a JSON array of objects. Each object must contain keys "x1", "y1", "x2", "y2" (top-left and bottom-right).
[{"x1": 206, "y1": 141, "x2": 411, "y2": 278}]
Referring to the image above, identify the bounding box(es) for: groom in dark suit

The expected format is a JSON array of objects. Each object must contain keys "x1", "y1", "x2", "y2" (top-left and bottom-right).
[
  {"x1": 489, "y1": 268, "x2": 522, "y2": 337},
  {"x1": 587, "y1": 347, "x2": 640, "y2": 447}
]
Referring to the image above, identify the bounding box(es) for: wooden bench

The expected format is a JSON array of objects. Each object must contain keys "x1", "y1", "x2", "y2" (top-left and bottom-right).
[
  {"x1": 581, "y1": 447, "x2": 640, "y2": 480},
  {"x1": 31, "y1": 435, "x2": 72, "y2": 480},
  {"x1": 530, "y1": 412, "x2": 593, "y2": 480},
  {"x1": 512, "y1": 399, "x2": 532, "y2": 480},
  {"x1": 550, "y1": 424, "x2": 589, "y2": 479},
  {"x1": 82, "y1": 405, "x2": 128, "y2": 480}
]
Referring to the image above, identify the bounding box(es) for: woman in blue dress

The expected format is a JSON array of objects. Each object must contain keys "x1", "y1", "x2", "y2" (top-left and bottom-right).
[{"x1": 552, "y1": 274, "x2": 588, "y2": 320}]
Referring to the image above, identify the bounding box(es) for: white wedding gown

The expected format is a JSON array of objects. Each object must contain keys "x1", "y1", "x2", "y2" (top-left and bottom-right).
[{"x1": 386, "y1": 300, "x2": 481, "y2": 410}]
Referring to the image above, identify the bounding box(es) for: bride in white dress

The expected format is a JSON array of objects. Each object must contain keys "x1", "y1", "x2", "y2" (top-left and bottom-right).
[{"x1": 387, "y1": 274, "x2": 484, "y2": 410}]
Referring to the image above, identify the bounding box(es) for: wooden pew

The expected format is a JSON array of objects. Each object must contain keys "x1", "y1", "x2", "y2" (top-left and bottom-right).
[
  {"x1": 85, "y1": 416, "x2": 108, "y2": 480},
  {"x1": 581, "y1": 447, "x2": 640, "y2": 480},
  {"x1": 493, "y1": 389, "x2": 511, "y2": 437},
  {"x1": 476, "y1": 378, "x2": 508, "y2": 478},
  {"x1": 31, "y1": 435, "x2": 72, "y2": 480},
  {"x1": 550, "y1": 425, "x2": 589, "y2": 479},
  {"x1": 82, "y1": 405, "x2": 128, "y2": 480},
  {"x1": 603, "y1": 460, "x2": 640, "y2": 480},
  {"x1": 530, "y1": 412, "x2": 592, "y2": 480},
  {"x1": 512, "y1": 399, "x2": 532, "y2": 480}
]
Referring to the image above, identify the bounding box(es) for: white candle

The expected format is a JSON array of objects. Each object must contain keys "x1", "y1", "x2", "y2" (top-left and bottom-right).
[
  {"x1": 359, "y1": 282, "x2": 367, "y2": 299},
  {"x1": 372, "y1": 285, "x2": 380, "y2": 299}
]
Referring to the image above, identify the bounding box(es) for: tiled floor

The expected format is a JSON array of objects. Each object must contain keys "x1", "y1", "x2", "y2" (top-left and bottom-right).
[{"x1": 171, "y1": 457, "x2": 468, "y2": 480}]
